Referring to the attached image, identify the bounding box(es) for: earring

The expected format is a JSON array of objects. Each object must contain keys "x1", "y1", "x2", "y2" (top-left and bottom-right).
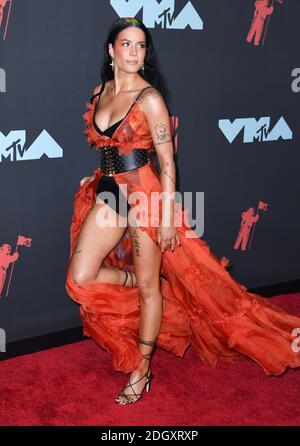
[
  {"x1": 110, "y1": 58, "x2": 115, "y2": 71},
  {"x1": 141, "y1": 64, "x2": 144, "y2": 75}
]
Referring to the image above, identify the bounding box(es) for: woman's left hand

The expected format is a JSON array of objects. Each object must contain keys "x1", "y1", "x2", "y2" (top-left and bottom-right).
[
  {"x1": 80, "y1": 175, "x2": 95, "y2": 186},
  {"x1": 157, "y1": 225, "x2": 181, "y2": 252}
]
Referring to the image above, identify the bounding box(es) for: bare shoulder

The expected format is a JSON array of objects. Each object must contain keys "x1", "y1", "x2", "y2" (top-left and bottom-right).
[
  {"x1": 138, "y1": 85, "x2": 166, "y2": 114},
  {"x1": 93, "y1": 84, "x2": 102, "y2": 96},
  {"x1": 139, "y1": 85, "x2": 163, "y2": 103}
]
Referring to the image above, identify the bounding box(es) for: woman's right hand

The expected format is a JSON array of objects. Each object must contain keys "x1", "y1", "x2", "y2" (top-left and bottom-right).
[{"x1": 80, "y1": 175, "x2": 95, "y2": 186}]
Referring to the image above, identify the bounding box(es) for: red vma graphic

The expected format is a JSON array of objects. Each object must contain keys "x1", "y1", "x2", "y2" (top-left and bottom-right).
[
  {"x1": 0, "y1": 0, "x2": 12, "y2": 40},
  {"x1": 0, "y1": 235, "x2": 32, "y2": 298},
  {"x1": 169, "y1": 115, "x2": 178, "y2": 154},
  {"x1": 234, "y1": 201, "x2": 268, "y2": 251},
  {"x1": 246, "y1": 0, "x2": 283, "y2": 47}
]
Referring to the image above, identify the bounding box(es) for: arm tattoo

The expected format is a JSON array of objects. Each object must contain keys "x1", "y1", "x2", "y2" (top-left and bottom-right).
[
  {"x1": 155, "y1": 122, "x2": 167, "y2": 139},
  {"x1": 137, "y1": 87, "x2": 172, "y2": 146},
  {"x1": 163, "y1": 161, "x2": 176, "y2": 185},
  {"x1": 155, "y1": 139, "x2": 172, "y2": 146},
  {"x1": 163, "y1": 169, "x2": 176, "y2": 185},
  {"x1": 155, "y1": 123, "x2": 171, "y2": 144}
]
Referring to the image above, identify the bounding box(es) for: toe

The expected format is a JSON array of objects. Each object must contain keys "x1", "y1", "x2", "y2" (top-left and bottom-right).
[{"x1": 115, "y1": 395, "x2": 126, "y2": 404}]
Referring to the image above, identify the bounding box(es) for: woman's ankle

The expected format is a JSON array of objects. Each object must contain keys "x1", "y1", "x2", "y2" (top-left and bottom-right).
[{"x1": 135, "y1": 357, "x2": 151, "y2": 374}]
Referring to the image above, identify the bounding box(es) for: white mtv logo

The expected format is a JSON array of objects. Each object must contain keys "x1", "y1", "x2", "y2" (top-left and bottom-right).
[
  {"x1": 0, "y1": 130, "x2": 63, "y2": 162},
  {"x1": 111, "y1": 0, "x2": 203, "y2": 29}
]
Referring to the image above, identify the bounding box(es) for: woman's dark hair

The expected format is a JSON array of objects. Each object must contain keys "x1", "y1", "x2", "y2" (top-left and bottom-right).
[{"x1": 98, "y1": 17, "x2": 170, "y2": 109}]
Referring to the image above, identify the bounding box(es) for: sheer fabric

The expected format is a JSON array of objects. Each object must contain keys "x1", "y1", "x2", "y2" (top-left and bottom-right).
[{"x1": 65, "y1": 87, "x2": 300, "y2": 375}]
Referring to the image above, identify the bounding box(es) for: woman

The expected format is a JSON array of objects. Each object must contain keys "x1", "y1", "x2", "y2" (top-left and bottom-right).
[{"x1": 66, "y1": 17, "x2": 300, "y2": 405}]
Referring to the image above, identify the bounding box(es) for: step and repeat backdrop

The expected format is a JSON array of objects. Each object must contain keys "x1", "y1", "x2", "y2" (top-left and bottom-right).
[{"x1": 0, "y1": 0, "x2": 299, "y2": 344}]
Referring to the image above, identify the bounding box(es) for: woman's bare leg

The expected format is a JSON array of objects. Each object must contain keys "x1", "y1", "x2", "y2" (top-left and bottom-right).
[
  {"x1": 69, "y1": 200, "x2": 130, "y2": 286},
  {"x1": 115, "y1": 224, "x2": 163, "y2": 404}
]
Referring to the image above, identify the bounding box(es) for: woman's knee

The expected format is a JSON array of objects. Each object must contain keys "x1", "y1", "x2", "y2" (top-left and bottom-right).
[
  {"x1": 69, "y1": 256, "x2": 99, "y2": 286},
  {"x1": 137, "y1": 276, "x2": 161, "y2": 301},
  {"x1": 72, "y1": 270, "x2": 95, "y2": 286}
]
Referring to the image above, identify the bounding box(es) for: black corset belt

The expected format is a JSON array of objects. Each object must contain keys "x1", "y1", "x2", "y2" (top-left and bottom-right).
[{"x1": 97, "y1": 146, "x2": 150, "y2": 176}]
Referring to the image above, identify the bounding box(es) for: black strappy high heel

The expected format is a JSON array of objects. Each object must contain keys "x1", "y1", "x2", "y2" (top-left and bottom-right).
[{"x1": 114, "y1": 338, "x2": 156, "y2": 405}]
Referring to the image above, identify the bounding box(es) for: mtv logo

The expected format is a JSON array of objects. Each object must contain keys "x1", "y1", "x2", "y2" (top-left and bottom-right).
[
  {"x1": 218, "y1": 116, "x2": 293, "y2": 143},
  {"x1": 0, "y1": 130, "x2": 63, "y2": 162},
  {"x1": 111, "y1": 0, "x2": 203, "y2": 29}
]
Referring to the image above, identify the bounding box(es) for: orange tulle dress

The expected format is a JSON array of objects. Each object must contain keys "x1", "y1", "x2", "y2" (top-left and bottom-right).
[{"x1": 65, "y1": 87, "x2": 300, "y2": 376}]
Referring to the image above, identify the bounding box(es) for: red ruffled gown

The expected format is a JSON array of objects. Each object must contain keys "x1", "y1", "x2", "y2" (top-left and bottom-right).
[{"x1": 65, "y1": 91, "x2": 300, "y2": 376}]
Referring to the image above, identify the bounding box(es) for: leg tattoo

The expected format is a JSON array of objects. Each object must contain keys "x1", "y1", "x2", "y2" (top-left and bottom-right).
[{"x1": 131, "y1": 229, "x2": 142, "y2": 257}]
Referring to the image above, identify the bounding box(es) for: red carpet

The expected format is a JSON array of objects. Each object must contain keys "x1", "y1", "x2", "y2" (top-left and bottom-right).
[{"x1": 1, "y1": 293, "x2": 300, "y2": 426}]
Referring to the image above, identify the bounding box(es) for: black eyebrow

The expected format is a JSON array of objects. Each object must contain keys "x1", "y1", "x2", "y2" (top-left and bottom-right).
[{"x1": 121, "y1": 39, "x2": 145, "y2": 44}]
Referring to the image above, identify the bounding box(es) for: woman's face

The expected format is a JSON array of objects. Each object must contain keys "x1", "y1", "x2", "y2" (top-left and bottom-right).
[{"x1": 109, "y1": 26, "x2": 147, "y2": 73}]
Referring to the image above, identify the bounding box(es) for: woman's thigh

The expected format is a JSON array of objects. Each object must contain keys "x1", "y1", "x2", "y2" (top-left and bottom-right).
[
  {"x1": 69, "y1": 200, "x2": 128, "y2": 284},
  {"x1": 128, "y1": 223, "x2": 162, "y2": 293}
]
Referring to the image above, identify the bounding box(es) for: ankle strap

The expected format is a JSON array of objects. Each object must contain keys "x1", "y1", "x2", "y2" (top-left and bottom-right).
[
  {"x1": 139, "y1": 338, "x2": 156, "y2": 360},
  {"x1": 139, "y1": 338, "x2": 156, "y2": 347}
]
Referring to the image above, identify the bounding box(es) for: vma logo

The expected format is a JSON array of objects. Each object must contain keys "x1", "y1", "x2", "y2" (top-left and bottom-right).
[
  {"x1": 218, "y1": 116, "x2": 292, "y2": 143},
  {"x1": 0, "y1": 130, "x2": 63, "y2": 162},
  {"x1": 111, "y1": 0, "x2": 203, "y2": 29}
]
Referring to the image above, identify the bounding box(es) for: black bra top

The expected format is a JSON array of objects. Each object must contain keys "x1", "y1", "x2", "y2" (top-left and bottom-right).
[
  {"x1": 91, "y1": 84, "x2": 152, "y2": 137},
  {"x1": 93, "y1": 117, "x2": 123, "y2": 138}
]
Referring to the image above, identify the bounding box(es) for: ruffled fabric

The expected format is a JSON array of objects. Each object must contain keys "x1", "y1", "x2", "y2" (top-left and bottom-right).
[
  {"x1": 66, "y1": 167, "x2": 300, "y2": 376},
  {"x1": 82, "y1": 98, "x2": 155, "y2": 156},
  {"x1": 65, "y1": 92, "x2": 300, "y2": 376}
]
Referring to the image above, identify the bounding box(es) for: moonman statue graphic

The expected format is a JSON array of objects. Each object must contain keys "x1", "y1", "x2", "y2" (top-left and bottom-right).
[
  {"x1": 0, "y1": 244, "x2": 19, "y2": 297},
  {"x1": 234, "y1": 207, "x2": 260, "y2": 251},
  {"x1": 0, "y1": 0, "x2": 7, "y2": 28},
  {"x1": 246, "y1": 0, "x2": 274, "y2": 46}
]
